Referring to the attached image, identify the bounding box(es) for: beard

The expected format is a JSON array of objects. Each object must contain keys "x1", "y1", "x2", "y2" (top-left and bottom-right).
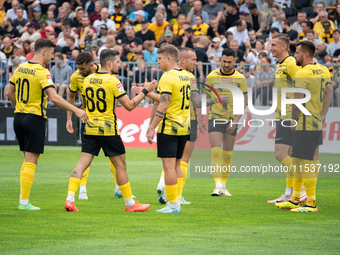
[{"x1": 295, "y1": 58, "x2": 302, "y2": 66}]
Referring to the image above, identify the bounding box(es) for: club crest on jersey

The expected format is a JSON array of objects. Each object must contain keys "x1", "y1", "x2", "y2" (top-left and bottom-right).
[
  {"x1": 116, "y1": 83, "x2": 124, "y2": 92},
  {"x1": 222, "y1": 78, "x2": 232, "y2": 82},
  {"x1": 46, "y1": 75, "x2": 53, "y2": 83},
  {"x1": 278, "y1": 66, "x2": 282, "y2": 70}
]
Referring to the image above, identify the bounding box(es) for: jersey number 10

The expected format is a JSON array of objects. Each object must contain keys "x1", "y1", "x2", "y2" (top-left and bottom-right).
[{"x1": 16, "y1": 78, "x2": 30, "y2": 104}]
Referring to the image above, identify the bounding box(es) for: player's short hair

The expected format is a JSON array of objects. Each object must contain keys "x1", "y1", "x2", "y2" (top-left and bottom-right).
[
  {"x1": 100, "y1": 49, "x2": 120, "y2": 67},
  {"x1": 222, "y1": 48, "x2": 236, "y2": 58},
  {"x1": 272, "y1": 33, "x2": 290, "y2": 50},
  {"x1": 76, "y1": 51, "x2": 94, "y2": 65},
  {"x1": 157, "y1": 44, "x2": 179, "y2": 61},
  {"x1": 296, "y1": 40, "x2": 316, "y2": 58},
  {"x1": 34, "y1": 38, "x2": 56, "y2": 52},
  {"x1": 178, "y1": 47, "x2": 195, "y2": 59}
]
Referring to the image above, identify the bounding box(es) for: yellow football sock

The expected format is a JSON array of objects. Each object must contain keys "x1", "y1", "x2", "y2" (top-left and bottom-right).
[
  {"x1": 68, "y1": 177, "x2": 81, "y2": 196},
  {"x1": 313, "y1": 160, "x2": 320, "y2": 178},
  {"x1": 221, "y1": 150, "x2": 233, "y2": 183},
  {"x1": 80, "y1": 167, "x2": 90, "y2": 186},
  {"x1": 110, "y1": 161, "x2": 118, "y2": 184},
  {"x1": 211, "y1": 146, "x2": 222, "y2": 183},
  {"x1": 21, "y1": 162, "x2": 36, "y2": 199},
  {"x1": 20, "y1": 160, "x2": 25, "y2": 195},
  {"x1": 301, "y1": 159, "x2": 318, "y2": 207},
  {"x1": 119, "y1": 182, "x2": 133, "y2": 201},
  {"x1": 177, "y1": 177, "x2": 184, "y2": 200},
  {"x1": 165, "y1": 184, "x2": 178, "y2": 204},
  {"x1": 180, "y1": 161, "x2": 188, "y2": 185},
  {"x1": 160, "y1": 169, "x2": 165, "y2": 180},
  {"x1": 281, "y1": 155, "x2": 293, "y2": 188},
  {"x1": 292, "y1": 157, "x2": 303, "y2": 203}
]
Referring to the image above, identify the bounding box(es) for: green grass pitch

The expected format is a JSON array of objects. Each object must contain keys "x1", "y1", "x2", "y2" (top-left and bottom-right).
[{"x1": 0, "y1": 146, "x2": 339, "y2": 254}]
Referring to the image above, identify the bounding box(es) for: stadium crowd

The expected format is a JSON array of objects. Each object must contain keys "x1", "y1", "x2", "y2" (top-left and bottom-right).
[{"x1": 0, "y1": 0, "x2": 339, "y2": 106}]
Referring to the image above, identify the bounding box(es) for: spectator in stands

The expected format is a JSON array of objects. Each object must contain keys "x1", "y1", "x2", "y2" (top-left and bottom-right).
[
  {"x1": 314, "y1": 11, "x2": 335, "y2": 38},
  {"x1": 283, "y1": 20, "x2": 298, "y2": 53},
  {"x1": 244, "y1": 39, "x2": 267, "y2": 68},
  {"x1": 192, "y1": 15, "x2": 209, "y2": 36},
  {"x1": 266, "y1": 5, "x2": 279, "y2": 31},
  {"x1": 248, "y1": 29, "x2": 257, "y2": 48},
  {"x1": 207, "y1": 17, "x2": 225, "y2": 40},
  {"x1": 143, "y1": 40, "x2": 158, "y2": 62},
  {"x1": 321, "y1": 21, "x2": 334, "y2": 44},
  {"x1": 148, "y1": 13, "x2": 168, "y2": 44},
  {"x1": 52, "y1": 7, "x2": 72, "y2": 36},
  {"x1": 238, "y1": 10, "x2": 252, "y2": 31},
  {"x1": 12, "y1": 43, "x2": 26, "y2": 63},
  {"x1": 156, "y1": 24, "x2": 173, "y2": 47},
  {"x1": 271, "y1": 10, "x2": 285, "y2": 33},
  {"x1": 38, "y1": 21, "x2": 48, "y2": 38},
  {"x1": 292, "y1": 11, "x2": 307, "y2": 34},
  {"x1": 256, "y1": 56, "x2": 274, "y2": 106},
  {"x1": 1, "y1": 60, "x2": 8, "y2": 105},
  {"x1": 151, "y1": 4, "x2": 167, "y2": 23},
  {"x1": 159, "y1": 30, "x2": 179, "y2": 47},
  {"x1": 132, "y1": 10, "x2": 145, "y2": 32},
  {"x1": 207, "y1": 37, "x2": 222, "y2": 70},
  {"x1": 248, "y1": 3, "x2": 267, "y2": 35},
  {"x1": 13, "y1": 7, "x2": 28, "y2": 35},
  {"x1": 144, "y1": 0, "x2": 158, "y2": 22},
  {"x1": 0, "y1": 5, "x2": 6, "y2": 27},
  {"x1": 181, "y1": 0, "x2": 194, "y2": 16},
  {"x1": 23, "y1": 39, "x2": 32, "y2": 55},
  {"x1": 31, "y1": 7, "x2": 45, "y2": 28},
  {"x1": 173, "y1": 14, "x2": 186, "y2": 37},
  {"x1": 333, "y1": 3, "x2": 340, "y2": 28},
  {"x1": 122, "y1": 27, "x2": 143, "y2": 51},
  {"x1": 230, "y1": 39, "x2": 245, "y2": 63},
  {"x1": 297, "y1": 21, "x2": 314, "y2": 42},
  {"x1": 50, "y1": 53, "x2": 72, "y2": 99},
  {"x1": 225, "y1": 2, "x2": 239, "y2": 30},
  {"x1": 262, "y1": 0, "x2": 282, "y2": 17},
  {"x1": 0, "y1": 17, "x2": 20, "y2": 38},
  {"x1": 46, "y1": 10, "x2": 55, "y2": 26},
  {"x1": 306, "y1": 30, "x2": 323, "y2": 45},
  {"x1": 310, "y1": 2, "x2": 325, "y2": 24},
  {"x1": 240, "y1": 0, "x2": 260, "y2": 14},
  {"x1": 6, "y1": 0, "x2": 28, "y2": 21},
  {"x1": 72, "y1": 7, "x2": 85, "y2": 29},
  {"x1": 98, "y1": 24, "x2": 108, "y2": 44},
  {"x1": 221, "y1": 31, "x2": 233, "y2": 49},
  {"x1": 242, "y1": 65, "x2": 256, "y2": 89},
  {"x1": 57, "y1": 22, "x2": 74, "y2": 48},
  {"x1": 76, "y1": 15, "x2": 97, "y2": 40},
  {"x1": 111, "y1": 3, "x2": 126, "y2": 32},
  {"x1": 93, "y1": 8, "x2": 116, "y2": 32},
  {"x1": 135, "y1": 19, "x2": 156, "y2": 44},
  {"x1": 313, "y1": 0, "x2": 336, "y2": 11},
  {"x1": 202, "y1": 0, "x2": 224, "y2": 23},
  {"x1": 97, "y1": 35, "x2": 116, "y2": 60},
  {"x1": 61, "y1": 36, "x2": 79, "y2": 60},
  {"x1": 177, "y1": 26, "x2": 195, "y2": 49},
  {"x1": 68, "y1": 49, "x2": 80, "y2": 70},
  {"x1": 186, "y1": 0, "x2": 209, "y2": 26},
  {"x1": 130, "y1": 0, "x2": 149, "y2": 21},
  {"x1": 318, "y1": 50, "x2": 331, "y2": 65},
  {"x1": 327, "y1": 29, "x2": 340, "y2": 57},
  {"x1": 25, "y1": 42, "x2": 34, "y2": 60},
  {"x1": 20, "y1": 21, "x2": 41, "y2": 42},
  {"x1": 90, "y1": 1, "x2": 103, "y2": 24},
  {"x1": 195, "y1": 36, "x2": 210, "y2": 80},
  {"x1": 227, "y1": 20, "x2": 248, "y2": 47},
  {"x1": 167, "y1": 1, "x2": 180, "y2": 25},
  {"x1": 61, "y1": 2, "x2": 74, "y2": 20}
]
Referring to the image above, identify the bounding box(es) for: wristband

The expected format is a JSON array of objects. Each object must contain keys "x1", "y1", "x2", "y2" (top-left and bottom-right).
[{"x1": 142, "y1": 88, "x2": 148, "y2": 96}]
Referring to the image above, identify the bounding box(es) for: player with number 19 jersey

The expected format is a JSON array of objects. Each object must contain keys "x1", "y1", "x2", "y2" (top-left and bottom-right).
[
  {"x1": 82, "y1": 71, "x2": 126, "y2": 136},
  {"x1": 10, "y1": 61, "x2": 54, "y2": 119},
  {"x1": 157, "y1": 68, "x2": 191, "y2": 136}
]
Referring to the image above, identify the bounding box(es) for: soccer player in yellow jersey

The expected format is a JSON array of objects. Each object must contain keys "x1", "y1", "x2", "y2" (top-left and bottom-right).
[
  {"x1": 65, "y1": 49, "x2": 157, "y2": 212},
  {"x1": 276, "y1": 41, "x2": 333, "y2": 212},
  {"x1": 6, "y1": 38, "x2": 88, "y2": 210},
  {"x1": 203, "y1": 48, "x2": 247, "y2": 196},
  {"x1": 146, "y1": 45, "x2": 191, "y2": 213},
  {"x1": 66, "y1": 52, "x2": 126, "y2": 200},
  {"x1": 267, "y1": 34, "x2": 307, "y2": 204}
]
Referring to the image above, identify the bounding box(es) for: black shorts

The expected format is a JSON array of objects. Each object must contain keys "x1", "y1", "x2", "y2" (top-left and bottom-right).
[
  {"x1": 82, "y1": 134, "x2": 126, "y2": 157},
  {"x1": 14, "y1": 113, "x2": 46, "y2": 154},
  {"x1": 275, "y1": 120, "x2": 294, "y2": 146},
  {"x1": 157, "y1": 133, "x2": 189, "y2": 159},
  {"x1": 188, "y1": 120, "x2": 198, "y2": 142},
  {"x1": 208, "y1": 119, "x2": 238, "y2": 136},
  {"x1": 292, "y1": 130, "x2": 323, "y2": 160}
]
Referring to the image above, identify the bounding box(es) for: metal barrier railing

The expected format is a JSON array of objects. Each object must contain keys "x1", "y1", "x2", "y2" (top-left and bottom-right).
[{"x1": 1, "y1": 60, "x2": 339, "y2": 107}]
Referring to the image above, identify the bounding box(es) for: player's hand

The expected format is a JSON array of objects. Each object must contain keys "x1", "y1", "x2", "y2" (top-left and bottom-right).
[
  {"x1": 199, "y1": 121, "x2": 206, "y2": 134},
  {"x1": 146, "y1": 126, "x2": 155, "y2": 144},
  {"x1": 132, "y1": 85, "x2": 143, "y2": 94},
  {"x1": 226, "y1": 123, "x2": 237, "y2": 134},
  {"x1": 290, "y1": 125, "x2": 296, "y2": 132},
  {"x1": 144, "y1": 79, "x2": 158, "y2": 92},
  {"x1": 66, "y1": 119, "x2": 74, "y2": 133},
  {"x1": 75, "y1": 109, "x2": 88, "y2": 123},
  {"x1": 220, "y1": 96, "x2": 229, "y2": 103}
]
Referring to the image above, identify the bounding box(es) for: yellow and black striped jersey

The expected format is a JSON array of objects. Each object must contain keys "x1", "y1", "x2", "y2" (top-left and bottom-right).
[
  {"x1": 294, "y1": 63, "x2": 331, "y2": 131},
  {"x1": 189, "y1": 72, "x2": 198, "y2": 121},
  {"x1": 82, "y1": 72, "x2": 126, "y2": 136},
  {"x1": 10, "y1": 61, "x2": 54, "y2": 119},
  {"x1": 69, "y1": 64, "x2": 101, "y2": 97},
  {"x1": 206, "y1": 69, "x2": 247, "y2": 120},
  {"x1": 157, "y1": 68, "x2": 191, "y2": 136},
  {"x1": 275, "y1": 56, "x2": 301, "y2": 120}
]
